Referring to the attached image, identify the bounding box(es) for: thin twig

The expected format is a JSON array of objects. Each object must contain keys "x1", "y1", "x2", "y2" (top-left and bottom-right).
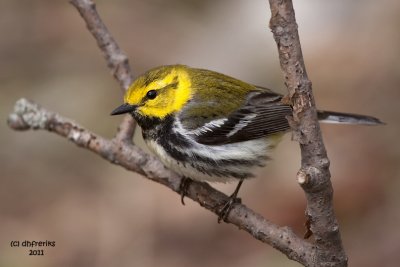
[
  {"x1": 70, "y1": 0, "x2": 136, "y2": 142},
  {"x1": 70, "y1": 0, "x2": 133, "y2": 90},
  {"x1": 268, "y1": 0, "x2": 347, "y2": 266},
  {"x1": 7, "y1": 98, "x2": 315, "y2": 266},
  {"x1": 114, "y1": 115, "x2": 136, "y2": 143}
]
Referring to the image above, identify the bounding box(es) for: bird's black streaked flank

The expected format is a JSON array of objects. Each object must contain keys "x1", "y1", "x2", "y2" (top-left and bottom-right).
[{"x1": 111, "y1": 64, "x2": 384, "y2": 221}]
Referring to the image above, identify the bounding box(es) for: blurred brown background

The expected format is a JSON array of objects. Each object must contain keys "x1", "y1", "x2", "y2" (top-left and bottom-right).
[{"x1": 1, "y1": 0, "x2": 399, "y2": 266}]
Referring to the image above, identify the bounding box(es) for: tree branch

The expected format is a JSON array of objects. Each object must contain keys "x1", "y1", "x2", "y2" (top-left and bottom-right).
[
  {"x1": 70, "y1": 0, "x2": 133, "y2": 91},
  {"x1": 70, "y1": 0, "x2": 136, "y2": 142},
  {"x1": 268, "y1": 0, "x2": 347, "y2": 266},
  {"x1": 7, "y1": 98, "x2": 315, "y2": 266}
]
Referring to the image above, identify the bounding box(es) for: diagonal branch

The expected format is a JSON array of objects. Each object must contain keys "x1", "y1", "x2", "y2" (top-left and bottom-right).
[
  {"x1": 7, "y1": 98, "x2": 315, "y2": 266},
  {"x1": 70, "y1": 0, "x2": 136, "y2": 142},
  {"x1": 70, "y1": 0, "x2": 133, "y2": 91},
  {"x1": 268, "y1": 0, "x2": 347, "y2": 266}
]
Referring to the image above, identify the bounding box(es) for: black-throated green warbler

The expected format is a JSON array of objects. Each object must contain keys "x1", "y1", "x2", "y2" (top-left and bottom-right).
[{"x1": 111, "y1": 64, "x2": 382, "y2": 220}]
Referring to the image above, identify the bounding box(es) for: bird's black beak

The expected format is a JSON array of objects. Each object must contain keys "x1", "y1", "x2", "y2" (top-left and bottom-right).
[{"x1": 110, "y1": 103, "x2": 137, "y2": 116}]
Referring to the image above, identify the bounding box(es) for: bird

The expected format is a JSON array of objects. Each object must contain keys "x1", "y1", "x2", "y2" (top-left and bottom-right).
[{"x1": 111, "y1": 64, "x2": 383, "y2": 221}]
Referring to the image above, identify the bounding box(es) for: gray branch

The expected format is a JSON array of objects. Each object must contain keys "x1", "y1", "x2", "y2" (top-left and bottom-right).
[
  {"x1": 70, "y1": 0, "x2": 133, "y2": 91},
  {"x1": 268, "y1": 0, "x2": 347, "y2": 266},
  {"x1": 69, "y1": 0, "x2": 136, "y2": 142}
]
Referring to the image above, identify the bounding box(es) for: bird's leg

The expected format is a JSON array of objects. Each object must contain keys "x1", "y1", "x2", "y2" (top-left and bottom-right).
[
  {"x1": 179, "y1": 176, "x2": 193, "y2": 205},
  {"x1": 217, "y1": 179, "x2": 244, "y2": 223}
]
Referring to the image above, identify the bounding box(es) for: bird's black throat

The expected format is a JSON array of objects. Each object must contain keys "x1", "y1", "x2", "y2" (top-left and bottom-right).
[{"x1": 131, "y1": 112, "x2": 175, "y2": 132}]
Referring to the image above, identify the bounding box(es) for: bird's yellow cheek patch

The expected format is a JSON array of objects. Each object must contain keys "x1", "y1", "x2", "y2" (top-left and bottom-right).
[
  {"x1": 171, "y1": 69, "x2": 191, "y2": 113},
  {"x1": 138, "y1": 69, "x2": 192, "y2": 119}
]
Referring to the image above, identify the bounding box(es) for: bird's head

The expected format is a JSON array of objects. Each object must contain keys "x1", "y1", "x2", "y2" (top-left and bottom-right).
[{"x1": 111, "y1": 65, "x2": 192, "y2": 120}]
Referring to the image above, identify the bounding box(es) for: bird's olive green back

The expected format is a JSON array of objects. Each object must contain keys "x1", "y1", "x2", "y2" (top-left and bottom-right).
[{"x1": 179, "y1": 67, "x2": 259, "y2": 130}]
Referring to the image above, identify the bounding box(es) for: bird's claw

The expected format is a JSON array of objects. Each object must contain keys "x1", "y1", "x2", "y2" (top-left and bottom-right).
[
  {"x1": 217, "y1": 196, "x2": 241, "y2": 223},
  {"x1": 179, "y1": 177, "x2": 192, "y2": 205}
]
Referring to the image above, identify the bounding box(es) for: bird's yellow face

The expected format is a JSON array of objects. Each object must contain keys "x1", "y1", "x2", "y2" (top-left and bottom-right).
[{"x1": 122, "y1": 66, "x2": 192, "y2": 119}]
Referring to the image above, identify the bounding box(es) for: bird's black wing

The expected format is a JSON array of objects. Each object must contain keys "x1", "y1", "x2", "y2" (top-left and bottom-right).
[{"x1": 190, "y1": 90, "x2": 292, "y2": 145}]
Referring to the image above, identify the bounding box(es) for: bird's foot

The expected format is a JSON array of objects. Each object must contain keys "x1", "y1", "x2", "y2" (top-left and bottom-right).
[
  {"x1": 217, "y1": 195, "x2": 241, "y2": 223},
  {"x1": 179, "y1": 177, "x2": 192, "y2": 205},
  {"x1": 217, "y1": 179, "x2": 244, "y2": 223}
]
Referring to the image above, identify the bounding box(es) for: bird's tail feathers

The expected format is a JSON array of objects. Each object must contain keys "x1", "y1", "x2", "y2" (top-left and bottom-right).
[{"x1": 317, "y1": 110, "x2": 384, "y2": 126}]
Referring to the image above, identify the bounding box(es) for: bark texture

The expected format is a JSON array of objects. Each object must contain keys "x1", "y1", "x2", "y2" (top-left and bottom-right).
[{"x1": 268, "y1": 0, "x2": 347, "y2": 266}]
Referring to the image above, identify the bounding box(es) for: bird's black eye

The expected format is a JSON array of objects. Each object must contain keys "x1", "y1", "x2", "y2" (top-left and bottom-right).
[{"x1": 146, "y1": 90, "x2": 157, "y2": 100}]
